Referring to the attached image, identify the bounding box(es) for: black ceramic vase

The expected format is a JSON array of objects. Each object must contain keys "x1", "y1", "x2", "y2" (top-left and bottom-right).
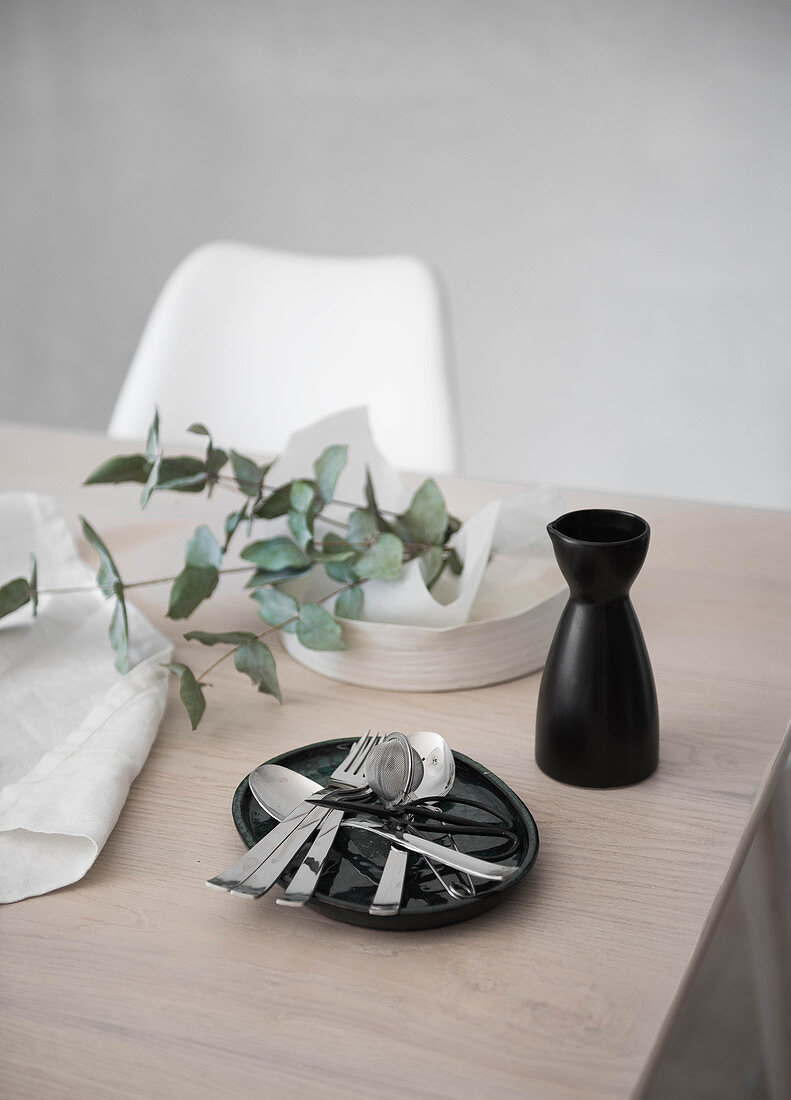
[{"x1": 535, "y1": 509, "x2": 659, "y2": 788}]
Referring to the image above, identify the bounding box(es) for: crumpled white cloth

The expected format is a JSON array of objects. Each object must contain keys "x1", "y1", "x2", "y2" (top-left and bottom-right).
[
  {"x1": 272, "y1": 407, "x2": 565, "y2": 627},
  {"x1": 0, "y1": 494, "x2": 172, "y2": 903}
]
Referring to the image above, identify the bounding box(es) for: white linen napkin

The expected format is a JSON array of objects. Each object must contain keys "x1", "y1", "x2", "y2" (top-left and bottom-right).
[{"x1": 0, "y1": 493, "x2": 172, "y2": 903}]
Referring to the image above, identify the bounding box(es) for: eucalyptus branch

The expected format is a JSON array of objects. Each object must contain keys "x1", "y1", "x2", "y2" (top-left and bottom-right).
[
  {"x1": 196, "y1": 578, "x2": 369, "y2": 681},
  {"x1": 0, "y1": 413, "x2": 463, "y2": 729}
]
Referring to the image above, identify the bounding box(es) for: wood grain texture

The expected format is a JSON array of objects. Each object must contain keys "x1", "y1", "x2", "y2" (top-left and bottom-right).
[{"x1": 1, "y1": 422, "x2": 790, "y2": 1100}]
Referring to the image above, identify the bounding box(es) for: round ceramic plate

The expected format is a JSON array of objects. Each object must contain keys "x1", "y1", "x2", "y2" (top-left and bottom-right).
[{"x1": 232, "y1": 737, "x2": 540, "y2": 931}]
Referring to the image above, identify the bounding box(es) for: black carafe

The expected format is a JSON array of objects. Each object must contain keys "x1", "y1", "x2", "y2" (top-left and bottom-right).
[{"x1": 535, "y1": 509, "x2": 659, "y2": 787}]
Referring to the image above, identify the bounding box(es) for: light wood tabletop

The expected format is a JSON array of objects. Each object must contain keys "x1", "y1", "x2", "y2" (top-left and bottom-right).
[{"x1": 1, "y1": 422, "x2": 790, "y2": 1100}]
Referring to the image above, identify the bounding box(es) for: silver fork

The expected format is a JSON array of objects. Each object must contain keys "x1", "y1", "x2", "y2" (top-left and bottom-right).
[{"x1": 207, "y1": 731, "x2": 384, "y2": 896}]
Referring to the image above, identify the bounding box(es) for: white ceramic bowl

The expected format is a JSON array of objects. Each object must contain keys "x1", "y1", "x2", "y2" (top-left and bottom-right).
[{"x1": 280, "y1": 580, "x2": 567, "y2": 692}]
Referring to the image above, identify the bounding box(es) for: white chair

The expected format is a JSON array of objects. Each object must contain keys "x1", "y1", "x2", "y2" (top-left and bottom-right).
[{"x1": 108, "y1": 241, "x2": 459, "y2": 472}]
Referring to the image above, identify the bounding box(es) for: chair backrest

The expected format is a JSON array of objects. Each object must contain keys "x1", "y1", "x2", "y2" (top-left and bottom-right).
[{"x1": 108, "y1": 241, "x2": 459, "y2": 473}]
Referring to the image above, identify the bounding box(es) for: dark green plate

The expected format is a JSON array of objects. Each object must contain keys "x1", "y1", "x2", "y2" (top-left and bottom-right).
[{"x1": 232, "y1": 737, "x2": 539, "y2": 931}]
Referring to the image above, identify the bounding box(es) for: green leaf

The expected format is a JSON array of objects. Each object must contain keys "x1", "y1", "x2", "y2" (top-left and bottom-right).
[
  {"x1": 447, "y1": 548, "x2": 463, "y2": 575},
  {"x1": 252, "y1": 587, "x2": 299, "y2": 633},
  {"x1": 167, "y1": 526, "x2": 222, "y2": 619},
  {"x1": 206, "y1": 447, "x2": 228, "y2": 478},
  {"x1": 29, "y1": 555, "x2": 38, "y2": 617},
  {"x1": 420, "y1": 546, "x2": 445, "y2": 589},
  {"x1": 353, "y1": 533, "x2": 404, "y2": 581},
  {"x1": 80, "y1": 517, "x2": 122, "y2": 597},
  {"x1": 316, "y1": 532, "x2": 356, "y2": 562},
  {"x1": 230, "y1": 450, "x2": 265, "y2": 497},
  {"x1": 245, "y1": 565, "x2": 312, "y2": 588},
  {"x1": 335, "y1": 585, "x2": 364, "y2": 620},
  {"x1": 346, "y1": 508, "x2": 378, "y2": 546},
  {"x1": 84, "y1": 454, "x2": 149, "y2": 485},
  {"x1": 288, "y1": 509, "x2": 313, "y2": 549},
  {"x1": 364, "y1": 467, "x2": 391, "y2": 533},
  {"x1": 0, "y1": 577, "x2": 31, "y2": 621},
  {"x1": 254, "y1": 483, "x2": 292, "y2": 519},
  {"x1": 140, "y1": 409, "x2": 162, "y2": 508},
  {"x1": 145, "y1": 409, "x2": 160, "y2": 463},
  {"x1": 241, "y1": 536, "x2": 310, "y2": 572},
  {"x1": 401, "y1": 479, "x2": 448, "y2": 546},
  {"x1": 156, "y1": 456, "x2": 208, "y2": 492},
  {"x1": 324, "y1": 559, "x2": 356, "y2": 584},
  {"x1": 234, "y1": 640, "x2": 282, "y2": 702},
  {"x1": 165, "y1": 662, "x2": 207, "y2": 729},
  {"x1": 223, "y1": 504, "x2": 248, "y2": 551},
  {"x1": 296, "y1": 603, "x2": 347, "y2": 651},
  {"x1": 167, "y1": 566, "x2": 219, "y2": 619},
  {"x1": 187, "y1": 423, "x2": 211, "y2": 437},
  {"x1": 109, "y1": 595, "x2": 130, "y2": 673},
  {"x1": 185, "y1": 525, "x2": 222, "y2": 570},
  {"x1": 314, "y1": 444, "x2": 347, "y2": 504},
  {"x1": 184, "y1": 629, "x2": 256, "y2": 646},
  {"x1": 290, "y1": 480, "x2": 315, "y2": 513}
]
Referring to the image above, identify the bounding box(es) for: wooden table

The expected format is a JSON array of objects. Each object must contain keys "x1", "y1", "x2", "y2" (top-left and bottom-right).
[{"x1": 1, "y1": 422, "x2": 789, "y2": 1100}]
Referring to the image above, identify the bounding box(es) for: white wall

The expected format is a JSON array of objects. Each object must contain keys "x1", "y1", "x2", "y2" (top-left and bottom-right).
[{"x1": 2, "y1": 0, "x2": 790, "y2": 508}]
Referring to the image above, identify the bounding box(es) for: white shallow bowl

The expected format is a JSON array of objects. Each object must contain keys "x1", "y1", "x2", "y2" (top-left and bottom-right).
[{"x1": 280, "y1": 581, "x2": 567, "y2": 692}]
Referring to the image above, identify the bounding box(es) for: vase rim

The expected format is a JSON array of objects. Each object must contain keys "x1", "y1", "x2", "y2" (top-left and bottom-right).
[{"x1": 548, "y1": 508, "x2": 649, "y2": 546}]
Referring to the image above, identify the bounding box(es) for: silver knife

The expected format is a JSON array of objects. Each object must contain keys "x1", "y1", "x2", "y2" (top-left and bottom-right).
[
  {"x1": 275, "y1": 808, "x2": 345, "y2": 907},
  {"x1": 206, "y1": 802, "x2": 332, "y2": 891},
  {"x1": 344, "y1": 820, "x2": 513, "y2": 881}
]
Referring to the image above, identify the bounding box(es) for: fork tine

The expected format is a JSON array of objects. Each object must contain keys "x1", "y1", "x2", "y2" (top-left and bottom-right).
[
  {"x1": 343, "y1": 730, "x2": 371, "y2": 772},
  {"x1": 350, "y1": 730, "x2": 383, "y2": 776}
]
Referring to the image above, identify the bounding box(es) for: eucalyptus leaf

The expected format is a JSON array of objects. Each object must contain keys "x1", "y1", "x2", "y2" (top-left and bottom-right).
[
  {"x1": 206, "y1": 447, "x2": 228, "y2": 476},
  {"x1": 157, "y1": 456, "x2": 208, "y2": 492},
  {"x1": 80, "y1": 517, "x2": 122, "y2": 597},
  {"x1": 296, "y1": 603, "x2": 347, "y2": 651},
  {"x1": 166, "y1": 662, "x2": 207, "y2": 729},
  {"x1": 234, "y1": 639, "x2": 282, "y2": 702},
  {"x1": 364, "y1": 467, "x2": 392, "y2": 533},
  {"x1": 0, "y1": 577, "x2": 31, "y2": 621},
  {"x1": 240, "y1": 537, "x2": 310, "y2": 572},
  {"x1": 254, "y1": 483, "x2": 292, "y2": 519},
  {"x1": 187, "y1": 423, "x2": 211, "y2": 437},
  {"x1": 290, "y1": 479, "x2": 315, "y2": 514},
  {"x1": 245, "y1": 565, "x2": 311, "y2": 588},
  {"x1": 324, "y1": 559, "x2": 355, "y2": 584},
  {"x1": 140, "y1": 450, "x2": 161, "y2": 509},
  {"x1": 84, "y1": 454, "x2": 148, "y2": 485},
  {"x1": 401, "y1": 479, "x2": 448, "y2": 546},
  {"x1": 29, "y1": 554, "x2": 38, "y2": 617},
  {"x1": 315, "y1": 532, "x2": 356, "y2": 562},
  {"x1": 167, "y1": 566, "x2": 219, "y2": 619},
  {"x1": 314, "y1": 444, "x2": 347, "y2": 504},
  {"x1": 168, "y1": 526, "x2": 222, "y2": 618},
  {"x1": 288, "y1": 509, "x2": 313, "y2": 549},
  {"x1": 335, "y1": 585, "x2": 364, "y2": 620},
  {"x1": 145, "y1": 409, "x2": 160, "y2": 463},
  {"x1": 353, "y1": 533, "x2": 404, "y2": 581},
  {"x1": 109, "y1": 595, "x2": 130, "y2": 673},
  {"x1": 420, "y1": 546, "x2": 445, "y2": 589},
  {"x1": 447, "y1": 548, "x2": 464, "y2": 575},
  {"x1": 230, "y1": 450, "x2": 265, "y2": 497},
  {"x1": 346, "y1": 508, "x2": 378, "y2": 546},
  {"x1": 185, "y1": 525, "x2": 222, "y2": 570},
  {"x1": 223, "y1": 504, "x2": 248, "y2": 551},
  {"x1": 184, "y1": 630, "x2": 257, "y2": 646},
  {"x1": 252, "y1": 587, "x2": 299, "y2": 633}
]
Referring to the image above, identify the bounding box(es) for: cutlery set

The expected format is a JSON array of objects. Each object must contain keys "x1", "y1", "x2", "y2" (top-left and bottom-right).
[{"x1": 208, "y1": 731, "x2": 520, "y2": 918}]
